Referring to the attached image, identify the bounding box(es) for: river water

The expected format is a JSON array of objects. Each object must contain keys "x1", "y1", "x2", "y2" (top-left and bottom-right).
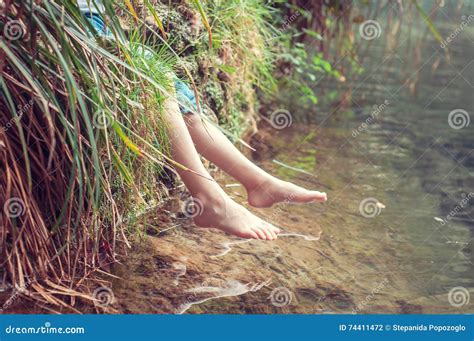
[
  {"x1": 269, "y1": 8, "x2": 474, "y2": 313},
  {"x1": 109, "y1": 7, "x2": 473, "y2": 314}
]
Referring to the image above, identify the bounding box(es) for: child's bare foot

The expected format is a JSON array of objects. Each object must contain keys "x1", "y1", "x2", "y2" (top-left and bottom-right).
[
  {"x1": 192, "y1": 194, "x2": 280, "y2": 240},
  {"x1": 246, "y1": 178, "x2": 327, "y2": 208}
]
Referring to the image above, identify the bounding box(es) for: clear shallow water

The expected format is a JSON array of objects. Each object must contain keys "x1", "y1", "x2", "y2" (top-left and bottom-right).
[
  {"x1": 279, "y1": 10, "x2": 474, "y2": 312},
  {"x1": 110, "y1": 9, "x2": 473, "y2": 314},
  {"x1": 112, "y1": 113, "x2": 471, "y2": 314}
]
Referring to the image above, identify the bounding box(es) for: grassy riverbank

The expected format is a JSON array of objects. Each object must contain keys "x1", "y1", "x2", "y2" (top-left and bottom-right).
[
  {"x1": 0, "y1": 0, "x2": 299, "y2": 312},
  {"x1": 2, "y1": 0, "x2": 449, "y2": 313}
]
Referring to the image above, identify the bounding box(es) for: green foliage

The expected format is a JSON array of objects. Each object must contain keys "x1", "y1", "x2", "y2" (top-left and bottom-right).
[
  {"x1": 279, "y1": 42, "x2": 342, "y2": 105},
  {"x1": 0, "y1": 0, "x2": 188, "y2": 308},
  {"x1": 0, "y1": 0, "x2": 285, "y2": 309},
  {"x1": 182, "y1": 0, "x2": 279, "y2": 137},
  {"x1": 412, "y1": 0, "x2": 443, "y2": 43}
]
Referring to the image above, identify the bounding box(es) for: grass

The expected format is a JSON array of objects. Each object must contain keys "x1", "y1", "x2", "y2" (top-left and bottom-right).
[
  {"x1": 0, "y1": 0, "x2": 283, "y2": 311},
  {"x1": 4, "y1": 0, "x2": 438, "y2": 313},
  {"x1": 3, "y1": 0, "x2": 382, "y2": 312},
  {"x1": 205, "y1": 0, "x2": 278, "y2": 136},
  {"x1": 155, "y1": 0, "x2": 280, "y2": 139},
  {"x1": 0, "y1": 0, "x2": 187, "y2": 311}
]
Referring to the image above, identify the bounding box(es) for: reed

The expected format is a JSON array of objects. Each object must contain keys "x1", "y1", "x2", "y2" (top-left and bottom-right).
[
  {"x1": 0, "y1": 0, "x2": 183, "y2": 311},
  {"x1": 0, "y1": 0, "x2": 291, "y2": 311}
]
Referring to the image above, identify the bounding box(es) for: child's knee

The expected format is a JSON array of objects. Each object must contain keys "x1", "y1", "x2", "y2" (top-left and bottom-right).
[{"x1": 183, "y1": 112, "x2": 201, "y2": 126}]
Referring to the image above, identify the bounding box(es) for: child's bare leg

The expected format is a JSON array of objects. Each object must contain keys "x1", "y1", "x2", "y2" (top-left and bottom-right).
[
  {"x1": 184, "y1": 114, "x2": 327, "y2": 208},
  {"x1": 163, "y1": 97, "x2": 280, "y2": 240}
]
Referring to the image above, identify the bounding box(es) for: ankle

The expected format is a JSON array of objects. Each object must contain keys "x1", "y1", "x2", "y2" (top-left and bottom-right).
[
  {"x1": 192, "y1": 190, "x2": 228, "y2": 211},
  {"x1": 244, "y1": 175, "x2": 279, "y2": 192}
]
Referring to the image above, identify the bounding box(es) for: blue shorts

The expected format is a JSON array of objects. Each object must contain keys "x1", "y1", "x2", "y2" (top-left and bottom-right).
[
  {"x1": 173, "y1": 79, "x2": 198, "y2": 115},
  {"x1": 84, "y1": 13, "x2": 198, "y2": 114}
]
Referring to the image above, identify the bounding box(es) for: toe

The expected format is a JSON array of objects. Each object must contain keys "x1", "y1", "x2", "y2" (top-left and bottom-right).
[
  {"x1": 268, "y1": 223, "x2": 281, "y2": 234},
  {"x1": 263, "y1": 226, "x2": 275, "y2": 240},
  {"x1": 269, "y1": 228, "x2": 278, "y2": 240},
  {"x1": 265, "y1": 223, "x2": 279, "y2": 239},
  {"x1": 313, "y1": 191, "x2": 327, "y2": 202},
  {"x1": 257, "y1": 225, "x2": 273, "y2": 240},
  {"x1": 252, "y1": 226, "x2": 267, "y2": 240},
  {"x1": 247, "y1": 230, "x2": 259, "y2": 239},
  {"x1": 260, "y1": 225, "x2": 275, "y2": 240}
]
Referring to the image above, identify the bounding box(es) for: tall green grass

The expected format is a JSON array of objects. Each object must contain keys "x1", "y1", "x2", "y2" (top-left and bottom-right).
[
  {"x1": 0, "y1": 0, "x2": 284, "y2": 311},
  {"x1": 0, "y1": 0, "x2": 186, "y2": 310},
  {"x1": 178, "y1": 0, "x2": 279, "y2": 138}
]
